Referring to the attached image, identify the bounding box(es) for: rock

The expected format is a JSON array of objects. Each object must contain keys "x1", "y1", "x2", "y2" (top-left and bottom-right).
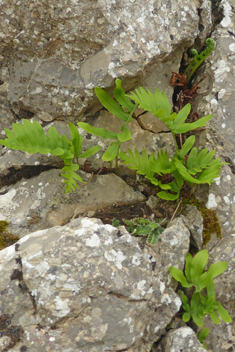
[
  {"x1": 143, "y1": 218, "x2": 190, "y2": 289},
  {"x1": 193, "y1": 0, "x2": 235, "y2": 241},
  {"x1": 0, "y1": 168, "x2": 145, "y2": 238},
  {"x1": 79, "y1": 109, "x2": 176, "y2": 170},
  {"x1": 0, "y1": 218, "x2": 181, "y2": 351},
  {"x1": 196, "y1": 234, "x2": 235, "y2": 352},
  {"x1": 182, "y1": 205, "x2": 204, "y2": 249},
  {"x1": 155, "y1": 327, "x2": 207, "y2": 352},
  {"x1": 0, "y1": 0, "x2": 205, "y2": 117}
]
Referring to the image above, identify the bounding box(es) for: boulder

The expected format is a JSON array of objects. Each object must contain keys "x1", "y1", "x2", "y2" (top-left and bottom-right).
[
  {"x1": 0, "y1": 217, "x2": 181, "y2": 351},
  {"x1": 155, "y1": 327, "x2": 207, "y2": 352},
  {"x1": 0, "y1": 0, "x2": 208, "y2": 118}
]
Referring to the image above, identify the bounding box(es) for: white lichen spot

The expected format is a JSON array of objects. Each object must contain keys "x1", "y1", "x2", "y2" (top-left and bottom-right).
[
  {"x1": 132, "y1": 253, "x2": 141, "y2": 266},
  {"x1": 214, "y1": 60, "x2": 230, "y2": 81},
  {"x1": 218, "y1": 88, "x2": 226, "y2": 99},
  {"x1": 223, "y1": 221, "x2": 229, "y2": 226},
  {"x1": 220, "y1": 0, "x2": 232, "y2": 27},
  {"x1": 108, "y1": 62, "x2": 115, "y2": 70},
  {"x1": 229, "y1": 43, "x2": 235, "y2": 52},
  {"x1": 137, "y1": 280, "x2": 146, "y2": 294},
  {"x1": 85, "y1": 233, "x2": 101, "y2": 247},
  {"x1": 147, "y1": 287, "x2": 153, "y2": 294},
  {"x1": 161, "y1": 293, "x2": 171, "y2": 304},
  {"x1": 181, "y1": 327, "x2": 194, "y2": 338},
  {"x1": 175, "y1": 295, "x2": 182, "y2": 309},
  {"x1": 81, "y1": 218, "x2": 99, "y2": 229},
  {"x1": 53, "y1": 296, "x2": 70, "y2": 317},
  {"x1": 210, "y1": 98, "x2": 218, "y2": 108},
  {"x1": 160, "y1": 280, "x2": 165, "y2": 294},
  {"x1": 214, "y1": 177, "x2": 221, "y2": 185},
  {"x1": 222, "y1": 123, "x2": 226, "y2": 128},
  {"x1": 223, "y1": 196, "x2": 230, "y2": 205},
  {"x1": 227, "y1": 175, "x2": 231, "y2": 181},
  {"x1": 35, "y1": 260, "x2": 50, "y2": 274},
  {"x1": 206, "y1": 193, "x2": 217, "y2": 209},
  {"x1": 154, "y1": 326, "x2": 160, "y2": 333},
  {"x1": 104, "y1": 249, "x2": 126, "y2": 269},
  {"x1": 104, "y1": 237, "x2": 113, "y2": 245},
  {"x1": 75, "y1": 229, "x2": 84, "y2": 237},
  {"x1": 0, "y1": 189, "x2": 16, "y2": 207},
  {"x1": 49, "y1": 337, "x2": 55, "y2": 342}
]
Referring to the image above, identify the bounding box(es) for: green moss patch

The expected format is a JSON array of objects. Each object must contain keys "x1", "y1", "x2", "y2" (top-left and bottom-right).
[
  {"x1": 0, "y1": 220, "x2": 20, "y2": 250},
  {"x1": 181, "y1": 196, "x2": 222, "y2": 245}
]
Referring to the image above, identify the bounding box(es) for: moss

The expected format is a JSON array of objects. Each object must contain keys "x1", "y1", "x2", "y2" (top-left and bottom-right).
[
  {"x1": 180, "y1": 196, "x2": 222, "y2": 245},
  {"x1": 0, "y1": 220, "x2": 19, "y2": 250}
]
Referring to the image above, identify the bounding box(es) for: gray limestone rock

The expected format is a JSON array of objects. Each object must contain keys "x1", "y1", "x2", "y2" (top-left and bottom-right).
[
  {"x1": 0, "y1": 0, "x2": 204, "y2": 117},
  {"x1": 182, "y1": 205, "x2": 204, "y2": 249},
  {"x1": 193, "y1": 0, "x2": 235, "y2": 241},
  {"x1": 155, "y1": 327, "x2": 207, "y2": 352},
  {"x1": 195, "y1": 234, "x2": 235, "y2": 352},
  {"x1": 143, "y1": 218, "x2": 190, "y2": 289},
  {"x1": 0, "y1": 168, "x2": 145, "y2": 238},
  {"x1": 0, "y1": 217, "x2": 181, "y2": 352}
]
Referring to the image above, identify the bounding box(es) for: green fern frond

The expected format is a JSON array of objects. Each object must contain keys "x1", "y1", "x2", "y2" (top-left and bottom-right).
[
  {"x1": 149, "y1": 150, "x2": 175, "y2": 175},
  {"x1": 0, "y1": 119, "x2": 72, "y2": 156},
  {"x1": 128, "y1": 87, "x2": 171, "y2": 118},
  {"x1": 184, "y1": 38, "x2": 216, "y2": 82},
  {"x1": 122, "y1": 217, "x2": 165, "y2": 245},
  {"x1": 119, "y1": 148, "x2": 154, "y2": 177},
  {"x1": 61, "y1": 160, "x2": 85, "y2": 194}
]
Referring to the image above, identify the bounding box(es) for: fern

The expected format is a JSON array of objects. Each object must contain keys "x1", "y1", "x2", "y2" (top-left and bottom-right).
[
  {"x1": 61, "y1": 160, "x2": 85, "y2": 194},
  {"x1": 128, "y1": 88, "x2": 213, "y2": 135},
  {"x1": 120, "y1": 136, "x2": 225, "y2": 200},
  {"x1": 0, "y1": 119, "x2": 70, "y2": 155},
  {"x1": 122, "y1": 217, "x2": 165, "y2": 245},
  {"x1": 119, "y1": 148, "x2": 154, "y2": 177},
  {"x1": 184, "y1": 38, "x2": 216, "y2": 82},
  {"x1": 0, "y1": 120, "x2": 101, "y2": 193},
  {"x1": 128, "y1": 87, "x2": 171, "y2": 118}
]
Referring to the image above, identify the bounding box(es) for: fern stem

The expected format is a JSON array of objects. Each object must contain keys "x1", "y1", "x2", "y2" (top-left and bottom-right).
[
  {"x1": 115, "y1": 145, "x2": 120, "y2": 173},
  {"x1": 172, "y1": 133, "x2": 179, "y2": 152}
]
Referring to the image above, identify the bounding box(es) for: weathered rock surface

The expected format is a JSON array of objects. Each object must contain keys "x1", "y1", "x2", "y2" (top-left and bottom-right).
[
  {"x1": 199, "y1": 234, "x2": 235, "y2": 352},
  {"x1": 143, "y1": 218, "x2": 190, "y2": 289},
  {"x1": 155, "y1": 327, "x2": 207, "y2": 352},
  {"x1": 182, "y1": 205, "x2": 204, "y2": 249},
  {"x1": 0, "y1": 0, "x2": 234, "y2": 351},
  {"x1": 0, "y1": 0, "x2": 207, "y2": 117},
  {"x1": 194, "y1": 0, "x2": 235, "y2": 241},
  {"x1": 0, "y1": 217, "x2": 181, "y2": 351},
  {"x1": 0, "y1": 168, "x2": 145, "y2": 238}
]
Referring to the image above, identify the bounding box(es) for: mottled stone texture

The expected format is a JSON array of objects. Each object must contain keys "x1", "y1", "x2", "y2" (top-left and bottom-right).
[
  {"x1": 200, "y1": 235, "x2": 235, "y2": 352},
  {"x1": 0, "y1": 218, "x2": 181, "y2": 351},
  {"x1": 0, "y1": 0, "x2": 235, "y2": 351},
  {"x1": 143, "y1": 218, "x2": 190, "y2": 289},
  {"x1": 0, "y1": 0, "x2": 202, "y2": 117},
  {"x1": 194, "y1": 0, "x2": 235, "y2": 240},
  {"x1": 0, "y1": 168, "x2": 145, "y2": 238},
  {"x1": 155, "y1": 327, "x2": 207, "y2": 352}
]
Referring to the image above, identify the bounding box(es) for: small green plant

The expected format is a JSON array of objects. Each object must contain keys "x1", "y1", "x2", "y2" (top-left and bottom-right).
[
  {"x1": 0, "y1": 120, "x2": 101, "y2": 193},
  {"x1": 78, "y1": 78, "x2": 225, "y2": 200},
  {"x1": 112, "y1": 217, "x2": 165, "y2": 245},
  {"x1": 78, "y1": 79, "x2": 136, "y2": 170},
  {"x1": 184, "y1": 38, "x2": 216, "y2": 82},
  {"x1": 198, "y1": 327, "x2": 210, "y2": 349},
  {"x1": 169, "y1": 250, "x2": 232, "y2": 343},
  {"x1": 0, "y1": 44, "x2": 224, "y2": 200}
]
